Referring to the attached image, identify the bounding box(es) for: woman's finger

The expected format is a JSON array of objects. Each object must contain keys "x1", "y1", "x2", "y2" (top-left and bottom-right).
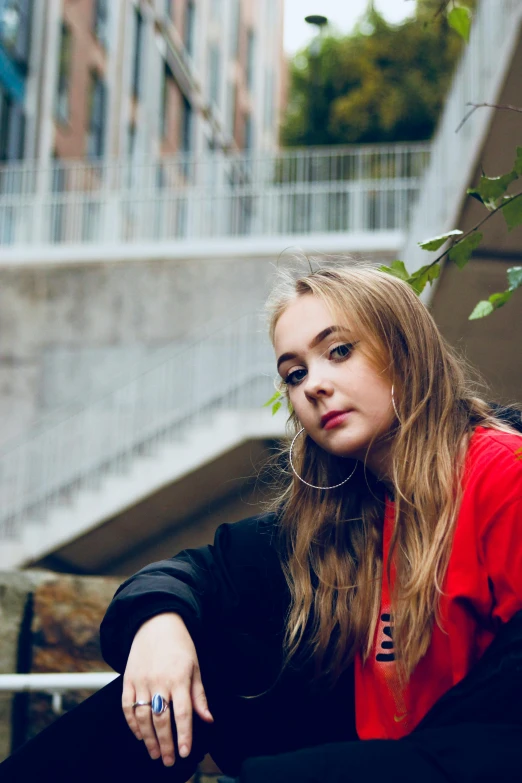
[
  {"x1": 134, "y1": 696, "x2": 161, "y2": 760},
  {"x1": 171, "y1": 684, "x2": 194, "y2": 759},
  {"x1": 121, "y1": 680, "x2": 142, "y2": 741},
  {"x1": 191, "y1": 666, "x2": 214, "y2": 722},
  {"x1": 151, "y1": 694, "x2": 176, "y2": 767}
]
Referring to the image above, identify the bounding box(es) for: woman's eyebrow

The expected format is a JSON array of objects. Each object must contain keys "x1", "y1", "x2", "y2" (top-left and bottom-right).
[{"x1": 276, "y1": 325, "x2": 347, "y2": 371}]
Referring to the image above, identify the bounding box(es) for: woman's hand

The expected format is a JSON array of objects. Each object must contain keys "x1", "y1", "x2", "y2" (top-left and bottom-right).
[{"x1": 122, "y1": 612, "x2": 214, "y2": 767}]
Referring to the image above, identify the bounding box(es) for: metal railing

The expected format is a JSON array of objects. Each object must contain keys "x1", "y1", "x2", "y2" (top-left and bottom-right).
[
  {"x1": 0, "y1": 144, "x2": 430, "y2": 247},
  {"x1": 0, "y1": 672, "x2": 118, "y2": 714},
  {"x1": 401, "y1": 0, "x2": 522, "y2": 280},
  {"x1": 0, "y1": 312, "x2": 278, "y2": 540}
]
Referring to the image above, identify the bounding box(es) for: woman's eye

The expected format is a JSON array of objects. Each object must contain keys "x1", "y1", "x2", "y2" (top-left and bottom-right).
[
  {"x1": 286, "y1": 368, "x2": 307, "y2": 386},
  {"x1": 330, "y1": 343, "x2": 354, "y2": 360}
]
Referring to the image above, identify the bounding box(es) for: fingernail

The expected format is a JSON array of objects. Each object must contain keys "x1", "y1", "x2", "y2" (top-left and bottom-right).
[
  {"x1": 205, "y1": 710, "x2": 213, "y2": 720},
  {"x1": 150, "y1": 751, "x2": 160, "y2": 760},
  {"x1": 179, "y1": 745, "x2": 188, "y2": 758},
  {"x1": 163, "y1": 756, "x2": 174, "y2": 767}
]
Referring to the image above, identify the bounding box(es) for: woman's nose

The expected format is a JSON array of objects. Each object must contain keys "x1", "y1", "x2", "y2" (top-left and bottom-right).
[{"x1": 304, "y1": 371, "x2": 334, "y2": 400}]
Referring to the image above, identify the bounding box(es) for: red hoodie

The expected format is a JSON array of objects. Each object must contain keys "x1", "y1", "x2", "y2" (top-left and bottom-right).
[{"x1": 355, "y1": 426, "x2": 522, "y2": 739}]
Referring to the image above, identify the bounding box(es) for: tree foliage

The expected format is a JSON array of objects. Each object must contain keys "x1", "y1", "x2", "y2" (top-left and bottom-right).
[{"x1": 281, "y1": 1, "x2": 474, "y2": 147}]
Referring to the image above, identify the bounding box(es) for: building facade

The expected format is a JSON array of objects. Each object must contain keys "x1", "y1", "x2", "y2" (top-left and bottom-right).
[{"x1": 0, "y1": 0, "x2": 284, "y2": 164}]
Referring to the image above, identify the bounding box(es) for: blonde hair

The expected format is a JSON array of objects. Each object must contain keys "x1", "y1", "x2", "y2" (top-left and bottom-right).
[{"x1": 266, "y1": 262, "x2": 516, "y2": 683}]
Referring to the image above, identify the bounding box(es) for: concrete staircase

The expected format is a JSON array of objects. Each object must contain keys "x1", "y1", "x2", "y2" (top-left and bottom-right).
[{"x1": 0, "y1": 314, "x2": 285, "y2": 569}]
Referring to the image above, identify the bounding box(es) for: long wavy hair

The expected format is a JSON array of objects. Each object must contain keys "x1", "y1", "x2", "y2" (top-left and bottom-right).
[{"x1": 266, "y1": 263, "x2": 516, "y2": 683}]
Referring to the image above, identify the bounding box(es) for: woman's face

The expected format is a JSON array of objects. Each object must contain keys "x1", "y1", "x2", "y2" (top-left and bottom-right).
[{"x1": 274, "y1": 294, "x2": 396, "y2": 475}]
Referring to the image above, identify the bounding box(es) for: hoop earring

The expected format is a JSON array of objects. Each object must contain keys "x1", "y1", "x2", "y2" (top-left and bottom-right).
[
  {"x1": 289, "y1": 428, "x2": 358, "y2": 490},
  {"x1": 391, "y1": 384, "x2": 400, "y2": 421}
]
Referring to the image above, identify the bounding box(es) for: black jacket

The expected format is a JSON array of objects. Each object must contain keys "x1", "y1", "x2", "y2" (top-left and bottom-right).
[{"x1": 101, "y1": 403, "x2": 522, "y2": 783}]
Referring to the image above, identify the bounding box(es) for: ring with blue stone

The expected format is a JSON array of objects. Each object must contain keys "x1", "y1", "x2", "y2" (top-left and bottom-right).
[{"x1": 151, "y1": 693, "x2": 169, "y2": 716}]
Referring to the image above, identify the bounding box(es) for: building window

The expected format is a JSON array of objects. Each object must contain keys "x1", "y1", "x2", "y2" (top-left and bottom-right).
[
  {"x1": 132, "y1": 8, "x2": 143, "y2": 98},
  {"x1": 0, "y1": 85, "x2": 24, "y2": 161},
  {"x1": 246, "y1": 29, "x2": 255, "y2": 92},
  {"x1": 93, "y1": 0, "x2": 109, "y2": 47},
  {"x1": 180, "y1": 96, "x2": 192, "y2": 152},
  {"x1": 208, "y1": 43, "x2": 220, "y2": 108},
  {"x1": 56, "y1": 23, "x2": 71, "y2": 123},
  {"x1": 0, "y1": 0, "x2": 32, "y2": 67},
  {"x1": 0, "y1": 87, "x2": 11, "y2": 161},
  {"x1": 128, "y1": 123, "x2": 136, "y2": 157},
  {"x1": 184, "y1": 0, "x2": 195, "y2": 57},
  {"x1": 87, "y1": 71, "x2": 106, "y2": 158},
  {"x1": 244, "y1": 113, "x2": 253, "y2": 150},
  {"x1": 161, "y1": 61, "x2": 174, "y2": 139},
  {"x1": 226, "y1": 81, "x2": 236, "y2": 140}
]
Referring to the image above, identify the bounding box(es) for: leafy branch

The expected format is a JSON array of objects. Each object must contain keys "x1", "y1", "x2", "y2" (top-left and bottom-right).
[
  {"x1": 380, "y1": 148, "x2": 522, "y2": 318},
  {"x1": 384, "y1": 4, "x2": 522, "y2": 318}
]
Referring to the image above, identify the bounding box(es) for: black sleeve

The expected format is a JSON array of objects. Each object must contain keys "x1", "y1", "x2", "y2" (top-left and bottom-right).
[{"x1": 100, "y1": 512, "x2": 287, "y2": 673}]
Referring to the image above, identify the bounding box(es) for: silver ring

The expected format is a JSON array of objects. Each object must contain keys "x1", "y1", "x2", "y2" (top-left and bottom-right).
[
  {"x1": 132, "y1": 700, "x2": 151, "y2": 709},
  {"x1": 151, "y1": 693, "x2": 169, "y2": 715}
]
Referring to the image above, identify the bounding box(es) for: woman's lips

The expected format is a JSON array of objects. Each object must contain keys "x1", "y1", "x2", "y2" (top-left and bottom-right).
[{"x1": 322, "y1": 412, "x2": 350, "y2": 430}]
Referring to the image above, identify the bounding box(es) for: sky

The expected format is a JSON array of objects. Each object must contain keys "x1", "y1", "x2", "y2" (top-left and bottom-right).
[{"x1": 284, "y1": 0, "x2": 415, "y2": 54}]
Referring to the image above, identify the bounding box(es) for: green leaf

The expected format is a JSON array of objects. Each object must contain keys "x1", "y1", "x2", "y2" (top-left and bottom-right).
[
  {"x1": 467, "y1": 188, "x2": 485, "y2": 205},
  {"x1": 502, "y1": 194, "x2": 522, "y2": 231},
  {"x1": 507, "y1": 266, "x2": 522, "y2": 290},
  {"x1": 418, "y1": 230, "x2": 463, "y2": 251},
  {"x1": 263, "y1": 391, "x2": 282, "y2": 408},
  {"x1": 407, "y1": 263, "x2": 441, "y2": 294},
  {"x1": 469, "y1": 300, "x2": 494, "y2": 320},
  {"x1": 448, "y1": 6, "x2": 472, "y2": 41},
  {"x1": 469, "y1": 286, "x2": 516, "y2": 320},
  {"x1": 514, "y1": 148, "x2": 522, "y2": 177},
  {"x1": 488, "y1": 290, "x2": 512, "y2": 309},
  {"x1": 379, "y1": 260, "x2": 410, "y2": 281},
  {"x1": 474, "y1": 172, "x2": 519, "y2": 209},
  {"x1": 448, "y1": 231, "x2": 483, "y2": 269}
]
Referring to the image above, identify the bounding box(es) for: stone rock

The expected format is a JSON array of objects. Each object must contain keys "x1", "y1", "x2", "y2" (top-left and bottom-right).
[{"x1": 25, "y1": 572, "x2": 119, "y2": 742}]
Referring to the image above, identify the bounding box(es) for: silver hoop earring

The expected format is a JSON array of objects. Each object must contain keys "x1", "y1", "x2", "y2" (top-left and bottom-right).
[
  {"x1": 289, "y1": 427, "x2": 357, "y2": 490},
  {"x1": 391, "y1": 384, "x2": 400, "y2": 420}
]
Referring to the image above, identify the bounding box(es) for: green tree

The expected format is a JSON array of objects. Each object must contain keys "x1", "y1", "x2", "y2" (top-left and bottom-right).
[{"x1": 281, "y1": 2, "x2": 470, "y2": 147}]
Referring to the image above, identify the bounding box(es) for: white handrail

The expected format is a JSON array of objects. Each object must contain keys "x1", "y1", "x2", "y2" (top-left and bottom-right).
[
  {"x1": 0, "y1": 672, "x2": 118, "y2": 692},
  {"x1": 401, "y1": 0, "x2": 522, "y2": 292},
  {"x1": 0, "y1": 672, "x2": 119, "y2": 715},
  {"x1": 0, "y1": 143, "x2": 430, "y2": 247}
]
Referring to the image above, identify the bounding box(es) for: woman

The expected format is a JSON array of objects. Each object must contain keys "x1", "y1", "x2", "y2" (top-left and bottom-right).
[{"x1": 2, "y1": 264, "x2": 522, "y2": 782}]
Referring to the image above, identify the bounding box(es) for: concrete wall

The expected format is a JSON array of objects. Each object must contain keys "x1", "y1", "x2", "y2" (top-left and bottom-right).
[{"x1": 0, "y1": 255, "x2": 275, "y2": 448}]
